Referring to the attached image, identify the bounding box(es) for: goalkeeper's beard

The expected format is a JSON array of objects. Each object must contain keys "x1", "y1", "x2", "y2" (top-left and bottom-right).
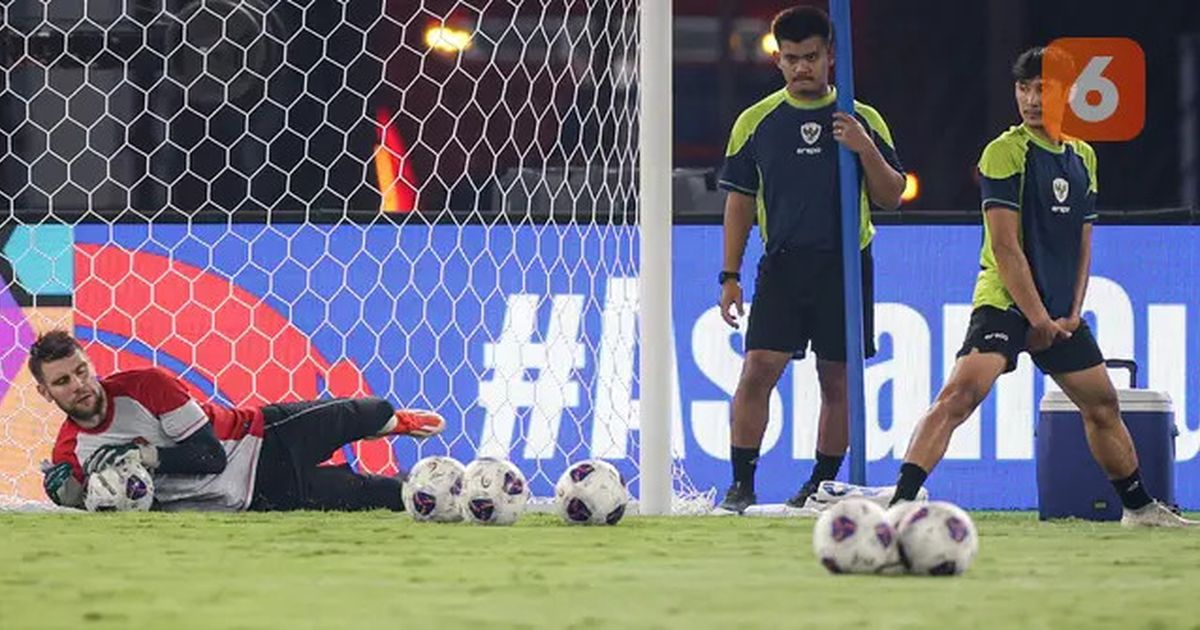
[{"x1": 62, "y1": 389, "x2": 105, "y2": 423}]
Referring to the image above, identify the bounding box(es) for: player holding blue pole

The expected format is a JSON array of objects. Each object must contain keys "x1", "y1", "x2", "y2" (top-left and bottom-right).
[{"x1": 714, "y1": 6, "x2": 905, "y2": 514}]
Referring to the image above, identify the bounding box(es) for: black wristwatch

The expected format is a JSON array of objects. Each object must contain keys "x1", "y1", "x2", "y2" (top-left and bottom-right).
[{"x1": 718, "y1": 271, "x2": 741, "y2": 285}]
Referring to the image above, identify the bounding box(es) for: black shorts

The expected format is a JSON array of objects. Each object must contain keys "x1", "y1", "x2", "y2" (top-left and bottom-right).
[
  {"x1": 956, "y1": 306, "x2": 1104, "y2": 374},
  {"x1": 745, "y1": 246, "x2": 876, "y2": 361}
]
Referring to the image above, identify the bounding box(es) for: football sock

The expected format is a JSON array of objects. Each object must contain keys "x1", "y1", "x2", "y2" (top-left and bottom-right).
[
  {"x1": 891, "y1": 462, "x2": 928, "y2": 506},
  {"x1": 731, "y1": 446, "x2": 760, "y2": 492},
  {"x1": 807, "y1": 450, "x2": 845, "y2": 484},
  {"x1": 1111, "y1": 469, "x2": 1153, "y2": 510}
]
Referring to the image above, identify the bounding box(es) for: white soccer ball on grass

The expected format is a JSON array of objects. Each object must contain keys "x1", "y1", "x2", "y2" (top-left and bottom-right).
[
  {"x1": 895, "y1": 501, "x2": 979, "y2": 576},
  {"x1": 812, "y1": 497, "x2": 903, "y2": 574},
  {"x1": 885, "y1": 500, "x2": 926, "y2": 535},
  {"x1": 554, "y1": 459, "x2": 629, "y2": 525},
  {"x1": 460, "y1": 457, "x2": 529, "y2": 526},
  {"x1": 402, "y1": 456, "x2": 466, "y2": 522}
]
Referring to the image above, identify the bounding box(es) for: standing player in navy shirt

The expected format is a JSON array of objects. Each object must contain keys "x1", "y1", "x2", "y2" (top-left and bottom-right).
[
  {"x1": 715, "y1": 6, "x2": 905, "y2": 513},
  {"x1": 887, "y1": 47, "x2": 1194, "y2": 527}
]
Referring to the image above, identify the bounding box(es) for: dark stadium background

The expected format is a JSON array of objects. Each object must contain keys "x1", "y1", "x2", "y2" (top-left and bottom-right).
[
  {"x1": 671, "y1": 0, "x2": 1199, "y2": 214},
  {"x1": 1, "y1": 0, "x2": 1196, "y2": 218}
]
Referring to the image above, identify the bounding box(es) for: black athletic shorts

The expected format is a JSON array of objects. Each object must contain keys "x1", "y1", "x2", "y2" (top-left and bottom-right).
[
  {"x1": 744, "y1": 245, "x2": 876, "y2": 361},
  {"x1": 956, "y1": 305, "x2": 1104, "y2": 374}
]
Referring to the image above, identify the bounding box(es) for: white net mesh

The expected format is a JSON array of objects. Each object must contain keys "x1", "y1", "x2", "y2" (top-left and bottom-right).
[{"x1": 0, "y1": 1, "x2": 710, "y2": 512}]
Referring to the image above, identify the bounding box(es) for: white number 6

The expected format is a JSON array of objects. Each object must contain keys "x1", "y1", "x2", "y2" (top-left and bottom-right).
[{"x1": 1069, "y1": 56, "x2": 1119, "y2": 123}]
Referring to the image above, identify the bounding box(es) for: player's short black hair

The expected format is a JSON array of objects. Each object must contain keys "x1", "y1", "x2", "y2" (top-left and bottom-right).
[
  {"x1": 1012, "y1": 47, "x2": 1044, "y2": 81},
  {"x1": 1012, "y1": 46, "x2": 1074, "y2": 82},
  {"x1": 28, "y1": 329, "x2": 84, "y2": 382},
  {"x1": 771, "y1": 5, "x2": 833, "y2": 47}
]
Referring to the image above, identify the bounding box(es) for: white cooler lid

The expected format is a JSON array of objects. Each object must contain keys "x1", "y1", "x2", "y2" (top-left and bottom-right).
[{"x1": 1039, "y1": 389, "x2": 1173, "y2": 413}]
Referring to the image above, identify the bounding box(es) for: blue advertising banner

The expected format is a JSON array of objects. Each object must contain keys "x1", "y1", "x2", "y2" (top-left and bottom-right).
[{"x1": 61, "y1": 223, "x2": 1200, "y2": 508}]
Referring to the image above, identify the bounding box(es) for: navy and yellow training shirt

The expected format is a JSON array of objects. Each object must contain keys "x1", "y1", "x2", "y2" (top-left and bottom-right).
[
  {"x1": 717, "y1": 87, "x2": 903, "y2": 254},
  {"x1": 973, "y1": 124, "x2": 1098, "y2": 319}
]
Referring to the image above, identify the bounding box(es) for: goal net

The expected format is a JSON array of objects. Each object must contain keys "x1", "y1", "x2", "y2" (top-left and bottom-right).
[{"x1": 0, "y1": 1, "x2": 710, "y2": 512}]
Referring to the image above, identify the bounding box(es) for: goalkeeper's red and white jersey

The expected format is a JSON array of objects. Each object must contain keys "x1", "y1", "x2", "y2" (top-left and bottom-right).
[{"x1": 51, "y1": 368, "x2": 266, "y2": 511}]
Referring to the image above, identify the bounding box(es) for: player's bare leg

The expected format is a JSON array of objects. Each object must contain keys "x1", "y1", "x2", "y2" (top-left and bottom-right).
[
  {"x1": 890, "y1": 351, "x2": 1007, "y2": 504},
  {"x1": 729, "y1": 349, "x2": 791, "y2": 446},
  {"x1": 786, "y1": 359, "x2": 849, "y2": 508},
  {"x1": 717, "y1": 349, "x2": 791, "y2": 513},
  {"x1": 815, "y1": 361, "x2": 849, "y2": 457},
  {"x1": 1053, "y1": 364, "x2": 1199, "y2": 528},
  {"x1": 1053, "y1": 365, "x2": 1137, "y2": 478}
]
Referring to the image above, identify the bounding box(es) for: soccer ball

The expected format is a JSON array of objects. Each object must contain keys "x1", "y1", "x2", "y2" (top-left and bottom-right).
[
  {"x1": 554, "y1": 459, "x2": 629, "y2": 526},
  {"x1": 896, "y1": 501, "x2": 979, "y2": 576},
  {"x1": 402, "y1": 456, "x2": 466, "y2": 523},
  {"x1": 885, "y1": 500, "x2": 926, "y2": 535},
  {"x1": 460, "y1": 457, "x2": 529, "y2": 526},
  {"x1": 84, "y1": 456, "x2": 154, "y2": 512},
  {"x1": 812, "y1": 498, "x2": 902, "y2": 574}
]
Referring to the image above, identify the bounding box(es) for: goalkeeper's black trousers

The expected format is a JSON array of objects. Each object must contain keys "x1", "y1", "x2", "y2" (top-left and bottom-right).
[{"x1": 248, "y1": 398, "x2": 406, "y2": 512}]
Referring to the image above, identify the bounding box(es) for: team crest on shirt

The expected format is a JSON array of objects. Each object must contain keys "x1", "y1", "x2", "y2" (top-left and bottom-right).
[
  {"x1": 797, "y1": 122, "x2": 823, "y2": 155},
  {"x1": 801, "y1": 122, "x2": 822, "y2": 145},
  {"x1": 1051, "y1": 177, "x2": 1071, "y2": 213},
  {"x1": 1052, "y1": 177, "x2": 1069, "y2": 203}
]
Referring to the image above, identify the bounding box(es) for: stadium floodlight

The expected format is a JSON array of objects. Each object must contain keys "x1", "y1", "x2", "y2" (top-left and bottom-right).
[
  {"x1": 902, "y1": 173, "x2": 920, "y2": 203},
  {"x1": 760, "y1": 33, "x2": 779, "y2": 56},
  {"x1": 424, "y1": 25, "x2": 472, "y2": 53}
]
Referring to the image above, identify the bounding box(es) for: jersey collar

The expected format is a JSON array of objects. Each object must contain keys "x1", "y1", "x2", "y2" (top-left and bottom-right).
[
  {"x1": 1021, "y1": 123, "x2": 1066, "y2": 154},
  {"x1": 784, "y1": 86, "x2": 837, "y2": 110}
]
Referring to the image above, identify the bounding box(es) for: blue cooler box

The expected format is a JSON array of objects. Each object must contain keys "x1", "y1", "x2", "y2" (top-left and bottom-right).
[{"x1": 1037, "y1": 388, "x2": 1176, "y2": 521}]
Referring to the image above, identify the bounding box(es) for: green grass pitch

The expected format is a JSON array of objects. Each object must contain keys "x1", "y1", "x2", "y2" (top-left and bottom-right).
[{"x1": 2, "y1": 511, "x2": 1197, "y2": 629}]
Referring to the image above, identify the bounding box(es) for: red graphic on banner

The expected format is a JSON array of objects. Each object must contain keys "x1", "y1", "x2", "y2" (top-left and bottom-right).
[{"x1": 73, "y1": 244, "x2": 397, "y2": 475}]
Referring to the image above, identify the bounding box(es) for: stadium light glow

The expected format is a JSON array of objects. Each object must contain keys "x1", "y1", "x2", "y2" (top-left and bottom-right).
[
  {"x1": 902, "y1": 172, "x2": 920, "y2": 202},
  {"x1": 425, "y1": 25, "x2": 472, "y2": 53},
  {"x1": 761, "y1": 33, "x2": 778, "y2": 56}
]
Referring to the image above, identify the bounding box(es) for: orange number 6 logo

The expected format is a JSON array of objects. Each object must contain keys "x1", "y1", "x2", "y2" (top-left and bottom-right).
[{"x1": 1044, "y1": 38, "x2": 1145, "y2": 142}]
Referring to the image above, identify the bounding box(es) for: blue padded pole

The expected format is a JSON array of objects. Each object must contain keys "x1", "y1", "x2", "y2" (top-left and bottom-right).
[{"x1": 830, "y1": 0, "x2": 866, "y2": 485}]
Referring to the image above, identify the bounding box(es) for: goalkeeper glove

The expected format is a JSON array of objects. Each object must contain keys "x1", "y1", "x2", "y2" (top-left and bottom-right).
[
  {"x1": 41, "y1": 461, "x2": 84, "y2": 507},
  {"x1": 84, "y1": 443, "x2": 158, "y2": 475}
]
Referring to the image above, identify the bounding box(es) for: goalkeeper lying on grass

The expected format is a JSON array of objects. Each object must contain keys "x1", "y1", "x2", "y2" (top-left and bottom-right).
[{"x1": 31, "y1": 330, "x2": 444, "y2": 512}]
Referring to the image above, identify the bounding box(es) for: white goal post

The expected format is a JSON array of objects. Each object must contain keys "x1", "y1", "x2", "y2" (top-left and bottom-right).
[{"x1": 637, "y1": 0, "x2": 673, "y2": 516}]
